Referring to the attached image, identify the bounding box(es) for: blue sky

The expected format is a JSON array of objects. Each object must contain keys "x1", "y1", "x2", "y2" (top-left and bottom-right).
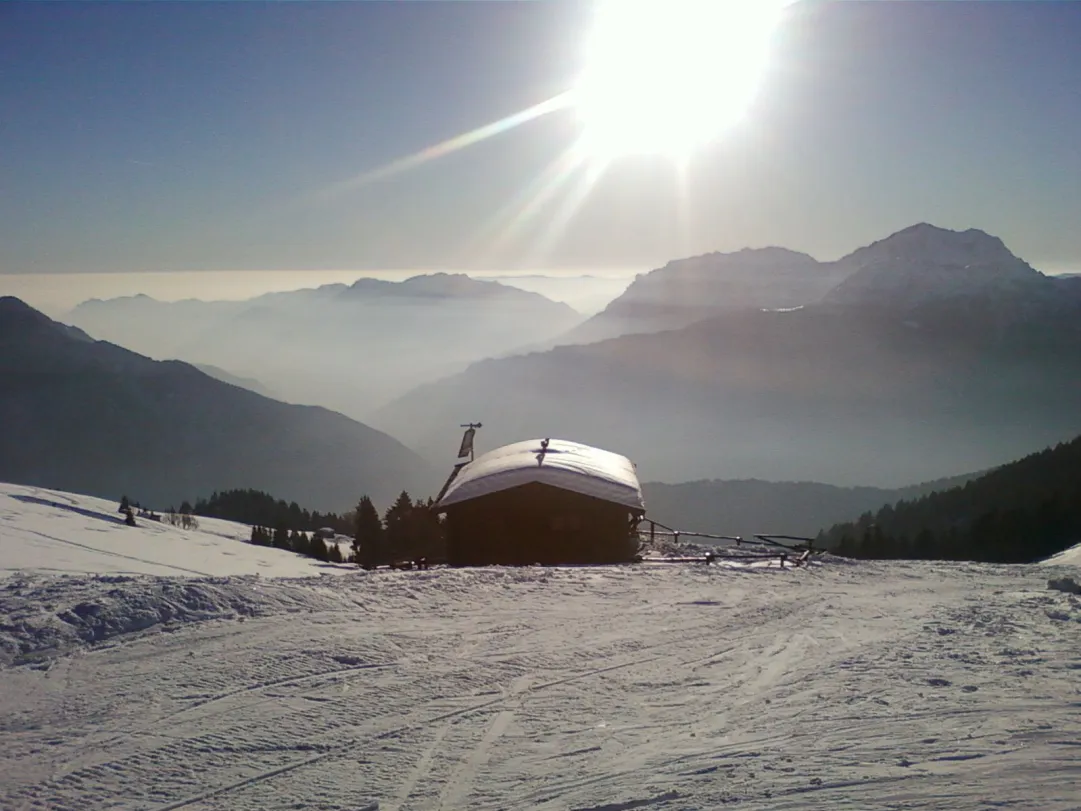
[{"x1": 2, "y1": 0, "x2": 1080, "y2": 276}]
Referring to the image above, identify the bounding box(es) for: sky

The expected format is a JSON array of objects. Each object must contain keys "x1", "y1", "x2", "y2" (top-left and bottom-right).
[{"x1": 2, "y1": 0, "x2": 1080, "y2": 285}]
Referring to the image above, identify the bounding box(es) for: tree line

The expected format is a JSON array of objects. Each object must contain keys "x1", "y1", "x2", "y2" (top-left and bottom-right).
[
  {"x1": 130, "y1": 486, "x2": 447, "y2": 568},
  {"x1": 192, "y1": 489, "x2": 353, "y2": 535},
  {"x1": 820, "y1": 435, "x2": 1081, "y2": 563},
  {"x1": 352, "y1": 492, "x2": 444, "y2": 568},
  {"x1": 220, "y1": 489, "x2": 446, "y2": 568},
  {"x1": 249, "y1": 525, "x2": 346, "y2": 563}
]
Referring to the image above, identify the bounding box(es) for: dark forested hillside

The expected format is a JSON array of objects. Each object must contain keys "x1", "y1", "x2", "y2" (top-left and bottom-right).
[
  {"x1": 0, "y1": 297, "x2": 435, "y2": 512},
  {"x1": 193, "y1": 489, "x2": 353, "y2": 534},
  {"x1": 820, "y1": 436, "x2": 1081, "y2": 563},
  {"x1": 641, "y1": 471, "x2": 982, "y2": 540}
]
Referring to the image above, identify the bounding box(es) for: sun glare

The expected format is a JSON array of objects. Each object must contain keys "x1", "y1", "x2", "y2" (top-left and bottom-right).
[
  {"x1": 305, "y1": 0, "x2": 788, "y2": 261},
  {"x1": 574, "y1": 0, "x2": 785, "y2": 161}
]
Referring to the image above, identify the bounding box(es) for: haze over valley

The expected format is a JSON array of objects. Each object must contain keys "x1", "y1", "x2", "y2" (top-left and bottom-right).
[
  {"x1": 3, "y1": 2, "x2": 1081, "y2": 808},
  {"x1": 0, "y1": 296, "x2": 436, "y2": 511},
  {"x1": 8, "y1": 220, "x2": 1080, "y2": 502},
  {"x1": 375, "y1": 224, "x2": 1081, "y2": 488},
  {"x1": 65, "y1": 273, "x2": 586, "y2": 418}
]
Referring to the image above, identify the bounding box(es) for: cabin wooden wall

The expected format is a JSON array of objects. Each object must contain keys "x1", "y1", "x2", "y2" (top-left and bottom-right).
[{"x1": 444, "y1": 482, "x2": 640, "y2": 566}]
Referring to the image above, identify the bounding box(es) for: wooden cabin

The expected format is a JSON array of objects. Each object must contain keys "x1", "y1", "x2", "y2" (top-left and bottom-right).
[{"x1": 435, "y1": 438, "x2": 645, "y2": 566}]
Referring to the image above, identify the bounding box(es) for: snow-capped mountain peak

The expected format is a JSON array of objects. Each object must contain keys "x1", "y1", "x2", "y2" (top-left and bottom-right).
[{"x1": 825, "y1": 223, "x2": 1044, "y2": 307}]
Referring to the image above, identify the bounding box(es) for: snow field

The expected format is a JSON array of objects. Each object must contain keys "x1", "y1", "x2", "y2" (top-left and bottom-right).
[
  {"x1": 2, "y1": 560, "x2": 1080, "y2": 810},
  {"x1": 0, "y1": 483, "x2": 355, "y2": 579},
  {"x1": 1041, "y1": 542, "x2": 1081, "y2": 567}
]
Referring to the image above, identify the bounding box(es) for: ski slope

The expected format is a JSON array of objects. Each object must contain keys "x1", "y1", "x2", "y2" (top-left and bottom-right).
[
  {"x1": 0, "y1": 483, "x2": 353, "y2": 579},
  {"x1": 1, "y1": 486, "x2": 1080, "y2": 809},
  {"x1": 1041, "y1": 542, "x2": 1081, "y2": 567}
]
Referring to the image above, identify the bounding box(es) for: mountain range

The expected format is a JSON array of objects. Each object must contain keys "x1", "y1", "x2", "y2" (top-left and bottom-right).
[
  {"x1": 640, "y1": 470, "x2": 982, "y2": 540},
  {"x1": 371, "y1": 224, "x2": 1081, "y2": 488},
  {"x1": 558, "y1": 246, "x2": 849, "y2": 346},
  {"x1": 0, "y1": 296, "x2": 434, "y2": 512},
  {"x1": 35, "y1": 222, "x2": 1081, "y2": 504},
  {"x1": 556, "y1": 223, "x2": 1075, "y2": 347},
  {"x1": 67, "y1": 273, "x2": 584, "y2": 420}
]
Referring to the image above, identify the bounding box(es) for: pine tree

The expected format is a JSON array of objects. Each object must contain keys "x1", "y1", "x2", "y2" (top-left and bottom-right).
[
  {"x1": 273, "y1": 524, "x2": 290, "y2": 550},
  {"x1": 407, "y1": 498, "x2": 445, "y2": 560},
  {"x1": 291, "y1": 529, "x2": 309, "y2": 555},
  {"x1": 119, "y1": 495, "x2": 131, "y2": 514},
  {"x1": 384, "y1": 491, "x2": 413, "y2": 561},
  {"x1": 913, "y1": 528, "x2": 936, "y2": 559},
  {"x1": 353, "y1": 495, "x2": 383, "y2": 568},
  {"x1": 308, "y1": 535, "x2": 329, "y2": 562}
]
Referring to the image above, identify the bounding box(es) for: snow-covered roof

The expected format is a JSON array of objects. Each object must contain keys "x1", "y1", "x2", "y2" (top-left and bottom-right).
[{"x1": 437, "y1": 438, "x2": 645, "y2": 512}]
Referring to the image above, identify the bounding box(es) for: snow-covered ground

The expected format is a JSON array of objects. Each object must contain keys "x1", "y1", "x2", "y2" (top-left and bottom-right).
[
  {"x1": 1041, "y1": 542, "x2": 1081, "y2": 567},
  {"x1": 2, "y1": 484, "x2": 1080, "y2": 810},
  {"x1": 0, "y1": 483, "x2": 354, "y2": 579}
]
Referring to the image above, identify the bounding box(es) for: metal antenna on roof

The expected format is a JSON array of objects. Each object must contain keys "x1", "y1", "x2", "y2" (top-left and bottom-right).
[{"x1": 458, "y1": 422, "x2": 482, "y2": 463}]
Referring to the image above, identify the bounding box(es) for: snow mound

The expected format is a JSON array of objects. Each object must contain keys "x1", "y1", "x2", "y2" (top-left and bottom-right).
[
  {"x1": 1041, "y1": 541, "x2": 1081, "y2": 567},
  {"x1": 1048, "y1": 576, "x2": 1081, "y2": 595},
  {"x1": 0, "y1": 482, "x2": 355, "y2": 579},
  {"x1": 0, "y1": 573, "x2": 353, "y2": 667}
]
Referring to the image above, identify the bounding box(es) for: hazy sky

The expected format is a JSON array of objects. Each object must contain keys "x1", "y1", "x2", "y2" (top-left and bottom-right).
[{"x1": 2, "y1": 0, "x2": 1080, "y2": 279}]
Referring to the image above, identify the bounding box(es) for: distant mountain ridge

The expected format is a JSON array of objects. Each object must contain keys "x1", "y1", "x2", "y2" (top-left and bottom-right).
[
  {"x1": 373, "y1": 224, "x2": 1081, "y2": 488},
  {"x1": 192, "y1": 364, "x2": 275, "y2": 398},
  {"x1": 558, "y1": 246, "x2": 847, "y2": 345},
  {"x1": 0, "y1": 297, "x2": 435, "y2": 512},
  {"x1": 341, "y1": 272, "x2": 579, "y2": 304},
  {"x1": 824, "y1": 223, "x2": 1046, "y2": 308},
  {"x1": 836, "y1": 223, "x2": 1029, "y2": 273},
  {"x1": 641, "y1": 470, "x2": 984, "y2": 541},
  {"x1": 555, "y1": 223, "x2": 1074, "y2": 346},
  {"x1": 66, "y1": 273, "x2": 584, "y2": 419}
]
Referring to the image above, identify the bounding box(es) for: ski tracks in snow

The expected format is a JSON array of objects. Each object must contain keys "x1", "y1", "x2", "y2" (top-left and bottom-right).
[{"x1": 2, "y1": 562, "x2": 1080, "y2": 810}]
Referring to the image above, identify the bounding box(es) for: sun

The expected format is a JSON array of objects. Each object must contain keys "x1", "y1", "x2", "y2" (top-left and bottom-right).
[{"x1": 573, "y1": 0, "x2": 785, "y2": 162}]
